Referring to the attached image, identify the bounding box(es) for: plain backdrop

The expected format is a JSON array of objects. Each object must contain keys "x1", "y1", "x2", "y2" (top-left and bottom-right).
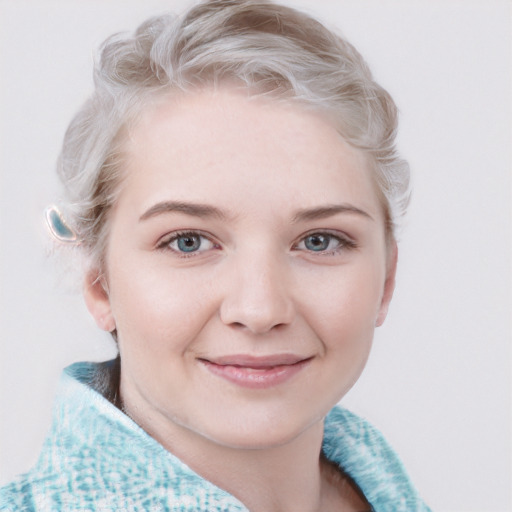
[{"x1": 0, "y1": 1, "x2": 511, "y2": 511}]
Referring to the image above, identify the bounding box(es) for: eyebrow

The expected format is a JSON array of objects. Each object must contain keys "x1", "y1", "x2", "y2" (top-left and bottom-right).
[
  {"x1": 139, "y1": 200, "x2": 372, "y2": 223},
  {"x1": 139, "y1": 201, "x2": 228, "y2": 221},
  {"x1": 291, "y1": 204, "x2": 373, "y2": 223}
]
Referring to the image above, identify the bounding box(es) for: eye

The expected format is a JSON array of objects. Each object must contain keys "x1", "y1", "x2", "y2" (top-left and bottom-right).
[
  {"x1": 303, "y1": 234, "x2": 334, "y2": 252},
  {"x1": 294, "y1": 232, "x2": 356, "y2": 254},
  {"x1": 158, "y1": 231, "x2": 218, "y2": 255}
]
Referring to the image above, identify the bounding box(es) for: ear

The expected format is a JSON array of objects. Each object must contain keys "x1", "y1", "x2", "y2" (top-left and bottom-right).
[
  {"x1": 376, "y1": 242, "x2": 398, "y2": 327},
  {"x1": 83, "y1": 270, "x2": 116, "y2": 332}
]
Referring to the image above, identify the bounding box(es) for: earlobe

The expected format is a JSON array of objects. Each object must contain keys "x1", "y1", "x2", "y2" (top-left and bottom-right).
[
  {"x1": 83, "y1": 270, "x2": 116, "y2": 332},
  {"x1": 376, "y1": 242, "x2": 398, "y2": 327}
]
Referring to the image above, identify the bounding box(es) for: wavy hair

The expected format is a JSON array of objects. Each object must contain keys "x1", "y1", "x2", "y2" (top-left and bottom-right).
[{"x1": 57, "y1": 0, "x2": 410, "y2": 270}]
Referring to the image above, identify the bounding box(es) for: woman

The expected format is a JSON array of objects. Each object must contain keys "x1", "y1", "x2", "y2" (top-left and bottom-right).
[{"x1": 0, "y1": 0, "x2": 431, "y2": 510}]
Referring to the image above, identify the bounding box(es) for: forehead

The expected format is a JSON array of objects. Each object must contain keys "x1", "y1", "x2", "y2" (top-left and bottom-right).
[{"x1": 119, "y1": 88, "x2": 382, "y2": 222}]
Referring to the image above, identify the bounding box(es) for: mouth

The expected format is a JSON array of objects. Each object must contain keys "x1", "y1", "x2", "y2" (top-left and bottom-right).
[{"x1": 198, "y1": 354, "x2": 313, "y2": 389}]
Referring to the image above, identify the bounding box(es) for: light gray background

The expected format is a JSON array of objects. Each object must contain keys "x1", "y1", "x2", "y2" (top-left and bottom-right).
[{"x1": 1, "y1": 1, "x2": 511, "y2": 511}]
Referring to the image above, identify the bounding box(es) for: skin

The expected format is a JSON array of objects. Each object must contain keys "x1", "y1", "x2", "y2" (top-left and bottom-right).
[{"x1": 84, "y1": 87, "x2": 397, "y2": 512}]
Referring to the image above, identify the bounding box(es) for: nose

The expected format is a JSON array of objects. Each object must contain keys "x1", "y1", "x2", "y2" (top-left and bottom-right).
[{"x1": 219, "y1": 252, "x2": 295, "y2": 334}]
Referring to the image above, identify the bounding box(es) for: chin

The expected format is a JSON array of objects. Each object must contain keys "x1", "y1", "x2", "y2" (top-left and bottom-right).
[
  {"x1": 207, "y1": 430, "x2": 304, "y2": 451},
  {"x1": 193, "y1": 410, "x2": 325, "y2": 451}
]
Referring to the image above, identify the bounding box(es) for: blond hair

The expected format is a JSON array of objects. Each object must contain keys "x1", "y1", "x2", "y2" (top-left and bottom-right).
[{"x1": 57, "y1": 0, "x2": 409, "y2": 269}]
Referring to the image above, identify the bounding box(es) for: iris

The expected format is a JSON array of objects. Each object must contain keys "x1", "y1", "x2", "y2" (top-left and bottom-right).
[
  {"x1": 177, "y1": 234, "x2": 202, "y2": 252},
  {"x1": 304, "y1": 234, "x2": 331, "y2": 252}
]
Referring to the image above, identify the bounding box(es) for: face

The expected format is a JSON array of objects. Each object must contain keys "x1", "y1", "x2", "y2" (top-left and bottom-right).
[{"x1": 85, "y1": 88, "x2": 396, "y2": 451}]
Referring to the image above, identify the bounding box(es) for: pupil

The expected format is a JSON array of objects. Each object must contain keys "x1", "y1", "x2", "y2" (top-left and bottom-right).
[
  {"x1": 306, "y1": 234, "x2": 328, "y2": 251},
  {"x1": 177, "y1": 235, "x2": 200, "y2": 252}
]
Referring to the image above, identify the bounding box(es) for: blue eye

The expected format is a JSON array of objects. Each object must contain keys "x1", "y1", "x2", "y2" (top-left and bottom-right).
[
  {"x1": 295, "y1": 232, "x2": 356, "y2": 254},
  {"x1": 304, "y1": 234, "x2": 331, "y2": 252},
  {"x1": 162, "y1": 231, "x2": 216, "y2": 255},
  {"x1": 175, "y1": 234, "x2": 202, "y2": 252}
]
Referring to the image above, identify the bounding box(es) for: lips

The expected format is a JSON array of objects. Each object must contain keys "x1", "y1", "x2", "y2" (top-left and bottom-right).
[{"x1": 198, "y1": 354, "x2": 312, "y2": 389}]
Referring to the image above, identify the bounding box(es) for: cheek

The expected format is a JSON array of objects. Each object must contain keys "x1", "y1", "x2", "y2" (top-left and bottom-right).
[
  {"x1": 107, "y1": 262, "x2": 219, "y2": 354},
  {"x1": 298, "y1": 260, "x2": 385, "y2": 350}
]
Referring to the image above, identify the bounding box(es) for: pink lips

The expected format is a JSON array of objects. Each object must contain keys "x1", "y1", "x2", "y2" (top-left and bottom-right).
[{"x1": 199, "y1": 354, "x2": 312, "y2": 389}]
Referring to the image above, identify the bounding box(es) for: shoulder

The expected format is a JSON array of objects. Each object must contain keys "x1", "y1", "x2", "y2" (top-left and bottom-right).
[
  {"x1": 0, "y1": 471, "x2": 70, "y2": 512},
  {"x1": 0, "y1": 478, "x2": 34, "y2": 511},
  {"x1": 0, "y1": 361, "x2": 248, "y2": 512},
  {"x1": 323, "y1": 405, "x2": 432, "y2": 512}
]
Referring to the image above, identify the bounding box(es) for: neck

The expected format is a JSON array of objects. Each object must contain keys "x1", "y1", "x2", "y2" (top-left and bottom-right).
[
  {"x1": 122, "y1": 391, "x2": 371, "y2": 512},
  {"x1": 182, "y1": 423, "x2": 326, "y2": 512},
  {"x1": 130, "y1": 403, "x2": 327, "y2": 512},
  {"x1": 197, "y1": 421, "x2": 326, "y2": 512}
]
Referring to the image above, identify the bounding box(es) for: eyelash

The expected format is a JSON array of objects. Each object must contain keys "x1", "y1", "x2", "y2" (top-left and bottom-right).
[
  {"x1": 292, "y1": 230, "x2": 357, "y2": 256},
  {"x1": 156, "y1": 230, "x2": 220, "y2": 258},
  {"x1": 156, "y1": 230, "x2": 357, "y2": 258}
]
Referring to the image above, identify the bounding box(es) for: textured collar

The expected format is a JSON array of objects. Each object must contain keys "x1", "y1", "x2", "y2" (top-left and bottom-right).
[{"x1": 1, "y1": 361, "x2": 431, "y2": 512}]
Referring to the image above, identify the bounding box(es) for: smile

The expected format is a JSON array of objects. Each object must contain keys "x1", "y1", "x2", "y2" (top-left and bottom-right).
[{"x1": 198, "y1": 354, "x2": 313, "y2": 389}]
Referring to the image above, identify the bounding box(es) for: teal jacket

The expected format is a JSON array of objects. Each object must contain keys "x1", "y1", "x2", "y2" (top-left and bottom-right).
[{"x1": 0, "y1": 361, "x2": 431, "y2": 511}]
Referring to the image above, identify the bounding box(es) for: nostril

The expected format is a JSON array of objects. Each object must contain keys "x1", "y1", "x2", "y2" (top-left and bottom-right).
[
  {"x1": 219, "y1": 280, "x2": 295, "y2": 334},
  {"x1": 227, "y1": 319, "x2": 289, "y2": 333}
]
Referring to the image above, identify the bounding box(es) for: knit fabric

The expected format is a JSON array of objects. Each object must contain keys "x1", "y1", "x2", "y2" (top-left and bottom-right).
[{"x1": 0, "y1": 361, "x2": 432, "y2": 511}]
